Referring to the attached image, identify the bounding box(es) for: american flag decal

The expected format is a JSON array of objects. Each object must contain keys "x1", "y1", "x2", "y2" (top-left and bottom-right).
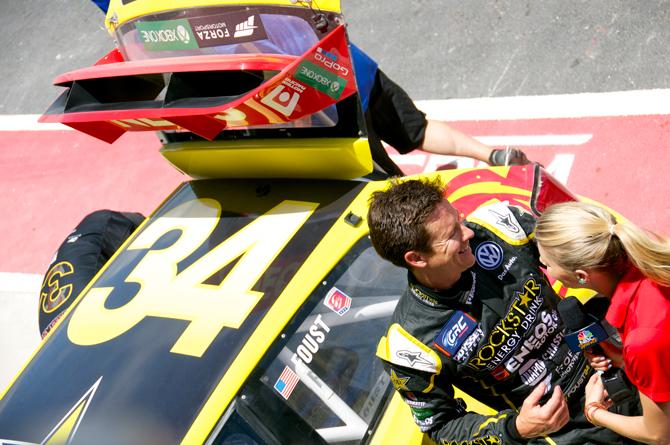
[{"x1": 274, "y1": 366, "x2": 299, "y2": 400}]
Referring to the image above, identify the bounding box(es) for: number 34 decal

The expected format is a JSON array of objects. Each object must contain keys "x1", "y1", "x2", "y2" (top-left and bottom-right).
[{"x1": 68, "y1": 199, "x2": 317, "y2": 357}]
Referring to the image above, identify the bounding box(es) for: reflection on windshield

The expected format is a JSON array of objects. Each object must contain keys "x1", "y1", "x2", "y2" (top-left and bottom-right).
[
  {"x1": 116, "y1": 10, "x2": 321, "y2": 61},
  {"x1": 214, "y1": 239, "x2": 406, "y2": 444}
]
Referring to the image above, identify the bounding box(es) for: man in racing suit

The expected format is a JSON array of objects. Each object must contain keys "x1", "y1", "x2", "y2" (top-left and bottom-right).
[{"x1": 368, "y1": 177, "x2": 639, "y2": 445}]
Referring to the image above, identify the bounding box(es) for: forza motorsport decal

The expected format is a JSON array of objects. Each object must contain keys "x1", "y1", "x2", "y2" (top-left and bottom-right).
[
  {"x1": 475, "y1": 241, "x2": 504, "y2": 270},
  {"x1": 433, "y1": 311, "x2": 478, "y2": 357},
  {"x1": 136, "y1": 10, "x2": 268, "y2": 51},
  {"x1": 323, "y1": 287, "x2": 352, "y2": 316},
  {"x1": 190, "y1": 10, "x2": 268, "y2": 47},
  {"x1": 275, "y1": 366, "x2": 300, "y2": 400}
]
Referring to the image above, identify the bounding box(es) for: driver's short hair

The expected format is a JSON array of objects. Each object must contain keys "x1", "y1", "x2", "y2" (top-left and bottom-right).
[{"x1": 367, "y1": 176, "x2": 446, "y2": 269}]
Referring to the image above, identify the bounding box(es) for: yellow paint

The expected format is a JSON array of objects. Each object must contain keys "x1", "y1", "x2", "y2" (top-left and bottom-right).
[
  {"x1": 369, "y1": 393, "x2": 427, "y2": 445},
  {"x1": 448, "y1": 182, "x2": 532, "y2": 203},
  {"x1": 43, "y1": 400, "x2": 85, "y2": 445},
  {"x1": 160, "y1": 138, "x2": 373, "y2": 180},
  {"x1": 180, "y1": 180, "x2": 390, "y2": 443},
  {"x1": 68, "y1": 199, "x2": 316, "y2": 357},
  {"x1": 106, "y1": 0, "x2": 343, "y2": 33}
]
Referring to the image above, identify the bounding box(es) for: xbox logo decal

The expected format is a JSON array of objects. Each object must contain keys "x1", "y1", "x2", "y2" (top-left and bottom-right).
[{"x1": 177, "y1": 25, "x2": 190, "y2": 44}]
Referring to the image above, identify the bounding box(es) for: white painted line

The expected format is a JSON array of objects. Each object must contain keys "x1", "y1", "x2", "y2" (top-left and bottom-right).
[
  {"x1": 475, "y1": 134, "x2": 592, "y2": 146},
  {"x1": 3, "y1": 89, "x2": 670, "y2": 131},
  {"x1": 415, "y1": 88, "x2": 670, "y2": 121},
  {"x1": 0, "y1": 115, "x2": 70, "y2": 131},
  {"x1": 0, "y1": 272, "x2": 43, "y2": 294}
]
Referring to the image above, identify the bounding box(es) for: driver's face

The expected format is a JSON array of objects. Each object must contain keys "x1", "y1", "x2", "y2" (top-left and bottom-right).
[{"x1": 422, "y1": 199, "x2": 476, "y2": 275}]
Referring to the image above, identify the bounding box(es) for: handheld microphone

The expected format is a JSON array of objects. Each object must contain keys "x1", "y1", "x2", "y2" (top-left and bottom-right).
[
  {"x1": 557, "y1": 296, "x2": 610, "y2": 353},
  {"x1": 557, "y1": 296, "x2": 637, "y2": 405}
]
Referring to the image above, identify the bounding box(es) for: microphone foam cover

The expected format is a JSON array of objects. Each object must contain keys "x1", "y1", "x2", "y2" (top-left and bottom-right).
[{"x1": 557, "y1": 296, "x2": 592, "y2": 331}]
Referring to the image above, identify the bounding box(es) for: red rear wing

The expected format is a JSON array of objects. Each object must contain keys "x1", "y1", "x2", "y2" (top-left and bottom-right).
[{"x1": 39, "y1": 25, "x2": 356, "y2": 144}]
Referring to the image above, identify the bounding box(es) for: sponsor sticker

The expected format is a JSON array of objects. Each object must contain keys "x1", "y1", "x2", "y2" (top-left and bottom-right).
[
  {"x1": 390, "y1": 369, "x2": 411, "y2": 391},
  {"x1": 294, "y1": 60, "x2": 348, "y2": 100},
  {"x1": 433, "y1": 311, "x2": 478, "y2": 356},
  {"x1": 520, "y1": 359, "x2": 548, "y2": 386},
  {"x1": 396, "y1": 350, "x2": 433, "y2": 367},
  {"x1": 274, "y1": 366, "x2": 299, "y2": 400},
  {"x1": 489, "y1": 208, "x2": 521, "y2": 233},
  {"x1": 261, "y1": 85, "x2": 301, "y2": 117},
  {"x1": 314, "y1": 46, "x2": 350, "y2": 76},
  {"x1": 323, "y1": 287, "x2": 352, "y2": 316},
  {"x1": 492, "y1": 365, "x2": 510, "y2": 381},
  {"x1": 468, "y1": 277, "x2": 544, "y2": 371},
  {"x1": 135, "y1": 19, "x2": 199, "y2": 51},
  {"x1": 452, "y1": 326, "x2": 483, "y2": 363},
  {"x1": 475, "y1": 241, "x2": 504, "y2": 270},
  {"x1": 188, "y1": 9, "x2": 267, "y2": 48},
  {"x1": 411, "y1": 407, "x2": 434, "y2": 419}
]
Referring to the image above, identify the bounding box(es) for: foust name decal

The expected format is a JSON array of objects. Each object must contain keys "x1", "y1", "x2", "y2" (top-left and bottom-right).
[{"x1": 467, "y1": 277, "x2": 544, "y2": 371}]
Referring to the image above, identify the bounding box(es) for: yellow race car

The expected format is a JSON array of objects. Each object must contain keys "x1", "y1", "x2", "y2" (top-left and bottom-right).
[{"x1": 0, "y1": 1, "x2": 603, "y2": 444}]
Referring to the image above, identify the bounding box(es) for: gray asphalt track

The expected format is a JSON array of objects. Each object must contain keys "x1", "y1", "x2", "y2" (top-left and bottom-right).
[{"x1": 1, "y1": 0, "x2": 669, "y2": 114}]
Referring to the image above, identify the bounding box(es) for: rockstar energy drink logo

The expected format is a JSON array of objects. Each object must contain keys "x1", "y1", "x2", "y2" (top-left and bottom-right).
[{"x1": 467, "y1": 277, "x2": 544, "y2": 371}]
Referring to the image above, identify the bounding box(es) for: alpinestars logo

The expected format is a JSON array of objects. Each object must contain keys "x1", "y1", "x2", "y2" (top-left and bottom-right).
[
  {"x1": 489, "y1": 209, "x2": 521, "y2": 233},
  {"x1": 234, "y1": 16, "x2": 257, "y2": 37},
  {"x1": 260, "y1": 85, "x2": 300, "y2": 116},
  {"x1": 396, "y1": 350, "x2": 432, "y2": 367}
]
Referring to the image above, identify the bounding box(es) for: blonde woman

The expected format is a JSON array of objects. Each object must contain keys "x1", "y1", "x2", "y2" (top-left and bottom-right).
[{"x1": 534, "y1": 201, "x2": 670, "y2": 445}]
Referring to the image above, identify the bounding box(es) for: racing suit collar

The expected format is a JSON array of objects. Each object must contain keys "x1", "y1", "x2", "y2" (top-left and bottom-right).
[{"x1": 407, "y1": 270, "x2": 475, "y2": 309}]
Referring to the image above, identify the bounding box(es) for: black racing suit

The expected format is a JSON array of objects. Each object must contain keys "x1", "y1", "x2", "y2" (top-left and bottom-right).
[{"x1": 377, "y1": 202, "x2": 639, "y2": 445}]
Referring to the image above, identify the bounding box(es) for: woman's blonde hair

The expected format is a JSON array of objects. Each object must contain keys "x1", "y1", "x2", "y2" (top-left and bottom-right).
[{"x1": 535, "y1": 202, "x2": 670, "y2": 286}]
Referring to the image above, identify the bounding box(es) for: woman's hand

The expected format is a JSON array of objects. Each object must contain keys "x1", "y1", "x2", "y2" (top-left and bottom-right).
[
  {"x1": 584, "y1": 349, "x2": 612, "y2": 372},
  {"x1": 585, "y1": 374, "x2": 613, "y2": 409},
  {"x1": 584, "y1": 340, "x2": 624, "y2": 371}
]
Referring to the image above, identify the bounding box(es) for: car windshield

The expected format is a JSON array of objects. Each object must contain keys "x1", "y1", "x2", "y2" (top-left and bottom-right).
[
  {"x1": 210, "y1": 238, "x2": 407, "y2": 444},
  {"x1": 114, "y1": 6, "x2": 332, "y2": 61}
]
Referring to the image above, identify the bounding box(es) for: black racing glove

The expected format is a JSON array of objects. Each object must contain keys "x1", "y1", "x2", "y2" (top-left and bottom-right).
[{"x1": 489, "y1": 146, "x2": 531, "y2": 166}]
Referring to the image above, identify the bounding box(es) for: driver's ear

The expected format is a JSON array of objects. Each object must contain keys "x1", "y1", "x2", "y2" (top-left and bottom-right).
[{"x1": 405, "y1": 251, "x2": 427, "y2": 269}]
